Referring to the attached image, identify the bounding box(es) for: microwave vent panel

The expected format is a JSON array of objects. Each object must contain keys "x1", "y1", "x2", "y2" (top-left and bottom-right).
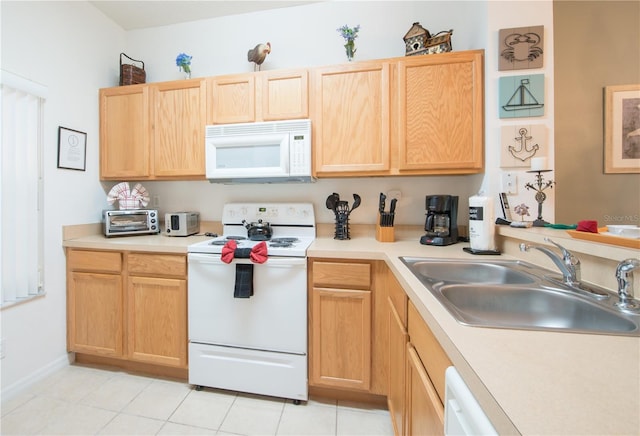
[{"x1": 206, "y1": 119, "x2": 311, "y2": 137}]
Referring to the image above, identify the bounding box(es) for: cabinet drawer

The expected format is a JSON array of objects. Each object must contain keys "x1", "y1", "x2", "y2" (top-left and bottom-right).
[
  {"x1": 408, "y1": 301, "x2": 451, "y2": 404},
  {"x1": 67, "y1": 250, "x2": 121, "y2": 273},
  {"x1": 128, "y1": 253, "x2": 187, "y2": 277},
  {"x1": 312, "y1": 261, "x2": 371, "y2": 289}
]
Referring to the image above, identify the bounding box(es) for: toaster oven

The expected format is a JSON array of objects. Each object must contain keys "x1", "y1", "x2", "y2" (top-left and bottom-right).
[{"x1": 103, "y1": 209, "x2": 160, "y2": 237}]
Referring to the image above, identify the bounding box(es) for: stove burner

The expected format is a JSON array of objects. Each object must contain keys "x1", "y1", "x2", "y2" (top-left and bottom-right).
[
  {"x1": 270, "y1": 237, "x2": 300, "y2": 243},
  {"x1": 269, "y1": 242, "x2": 293, "y2": 248},
  {"x1": 209, "y1": 235, "x2": 249, "y2": 246}
]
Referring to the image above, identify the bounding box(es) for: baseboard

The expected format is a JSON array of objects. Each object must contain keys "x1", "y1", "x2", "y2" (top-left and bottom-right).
[
  {"x1": 309, "y1": 385, "x2": 388, "y2": 407},
  {"x1": 0, "y1": 352, "x2": 73, "y2": 404}
]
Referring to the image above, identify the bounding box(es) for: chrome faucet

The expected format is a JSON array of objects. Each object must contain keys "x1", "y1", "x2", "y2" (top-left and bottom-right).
[
  {"x1": 520, "y1": 238, "x2": 581, "y2": 286},
  {"x1": 519, "y1": 238, "x2": 609, "y2": 299},
  {"x1": 615, "y1": 258, "x2": 640, "y2": 311}
]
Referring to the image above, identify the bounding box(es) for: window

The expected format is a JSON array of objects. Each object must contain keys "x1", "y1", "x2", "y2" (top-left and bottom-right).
[{"x1": 1, "y1": 70, "x2": 46, "y2": 307}]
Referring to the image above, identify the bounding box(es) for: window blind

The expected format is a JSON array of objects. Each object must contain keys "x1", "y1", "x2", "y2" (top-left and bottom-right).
[{"x1": 1, "y1": 70, "x2": 46, "y2": 306}]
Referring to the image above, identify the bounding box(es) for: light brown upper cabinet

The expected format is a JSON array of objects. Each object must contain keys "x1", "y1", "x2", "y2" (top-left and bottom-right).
[
  {"x1": 100, "y1": 84, "x2": 151, "y2": 179},
  {"x1": 208, "y1": 69, "x2": 308, "y2": 124},
  {"x1": 396, "y1": 50, "x2": 484, "y2": 174},
  {"x1": 311, "y1": 50, "x2": 484, "y2": 178},
  {"x1": 99, "y1": 78, "x2": 207, "y2": 180},
  {"x1": 312, "y1": 61, "x2": 391, "y2": 176},
  {"x1": 151, "y1": 79, "x2": 206, "y2": 178}
]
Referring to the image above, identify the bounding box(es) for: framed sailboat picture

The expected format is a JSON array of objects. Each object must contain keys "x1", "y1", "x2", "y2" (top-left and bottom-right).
[
  {"x1": 604, "y1": 84, "x2": 640, "y2": 174},
  {"x1": 499, "y1": 74, "x2": 545, "y2": 118}
]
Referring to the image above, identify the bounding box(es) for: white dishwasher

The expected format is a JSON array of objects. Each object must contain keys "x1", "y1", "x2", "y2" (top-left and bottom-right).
[{"x1": 445, "y1": 367, "x2": 497, "y2": 436}]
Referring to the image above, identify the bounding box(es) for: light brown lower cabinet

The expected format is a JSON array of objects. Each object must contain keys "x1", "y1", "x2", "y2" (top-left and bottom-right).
[
  {"x1": 66, "y1": 249, "x2": 188, "y2": 371},
  {"x1": 67, "y1": 250, "x2": 123, "y2": 357},
  {"x1": 404, "y1": 300, "x2": 452, "y2": 435},
  {"x1": 127, "y1": 276, "x2": 187, "y2": 368},
  {"x1": 388, "y1": 296, "x2": 408, "y2": 435},
  {"x1": 405, "y1": 344, "x2": 446, "y2": 435},
  {"x1": 311, "y1": 287, "x2": 372, "y2": 390},
  {"x1": 308, "y1": 258, "x2": 389, "y2": 397}
]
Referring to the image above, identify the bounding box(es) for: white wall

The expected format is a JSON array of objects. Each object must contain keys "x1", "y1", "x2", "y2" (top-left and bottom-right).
[
  {"x1": 485, "y1": 1, "x2": 555, "y2": 223},
  {"x1": 0, "y1": 0, "x2": 554, "y2": 397},
  {"x1": 0, "y1": 1, "x2": 125, "y2": 397},
  {"x1": 122, "y1": 1, "x2": 553, "y2": 227},
  {"x1": 122, "y1": 1, "x2": 489, "y2": 227}
]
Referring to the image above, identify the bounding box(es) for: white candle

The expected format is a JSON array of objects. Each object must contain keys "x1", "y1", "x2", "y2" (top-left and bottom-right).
[{"x1": 530, "y1": 157, "x2": 548, "y2": 171}]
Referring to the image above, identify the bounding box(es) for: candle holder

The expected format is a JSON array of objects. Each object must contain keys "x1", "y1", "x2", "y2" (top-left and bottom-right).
[{"x1": 525, "y1": 169, "x2": 554, "y2": 227}]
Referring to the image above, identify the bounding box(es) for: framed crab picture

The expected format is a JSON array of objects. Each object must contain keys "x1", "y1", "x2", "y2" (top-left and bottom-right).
[{"x1": 499, "y1": 25, "x2": 544, "y2": 71}]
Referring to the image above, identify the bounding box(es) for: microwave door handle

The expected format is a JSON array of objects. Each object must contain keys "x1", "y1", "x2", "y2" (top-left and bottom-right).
[{"x1": 282, "y1": 135, "x2": 290, "y2": 173}]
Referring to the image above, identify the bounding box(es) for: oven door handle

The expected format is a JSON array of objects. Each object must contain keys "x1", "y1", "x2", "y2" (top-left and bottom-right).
[{"x1": 188, "y1": 253, "x2": 306, "y2": 267}]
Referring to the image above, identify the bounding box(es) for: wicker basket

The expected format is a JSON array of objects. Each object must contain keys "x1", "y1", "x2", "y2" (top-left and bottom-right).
[{"x1": 119, "y1": 53, "x2": 146, "y2": 86}]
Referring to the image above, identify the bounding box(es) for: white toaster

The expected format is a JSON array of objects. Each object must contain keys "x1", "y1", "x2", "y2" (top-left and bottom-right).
[{"x1": 165, "y1": 212, "x2": 200, "y2": 236}]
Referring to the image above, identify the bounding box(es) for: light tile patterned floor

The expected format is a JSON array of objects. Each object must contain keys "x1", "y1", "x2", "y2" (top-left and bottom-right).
[{"x1": 1, "y1": 364, "x2": 394, "y2": 435}]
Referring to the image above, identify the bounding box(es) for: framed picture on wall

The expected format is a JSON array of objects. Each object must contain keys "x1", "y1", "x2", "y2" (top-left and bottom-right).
[
  {"x1": 57, "y1": 126, "x2": 86, "y2": 171},
  {"x1": 605, "y1": 84, "x2": 640, "y2": 174}
]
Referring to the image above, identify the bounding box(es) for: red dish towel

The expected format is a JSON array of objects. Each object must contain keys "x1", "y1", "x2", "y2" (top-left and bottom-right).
[
  {"x1": 250, "y1": 241, "x2": 268, "y2": 264},
  {"x1": 221, "y1": 240, "x2": 268, "y2": 264},
  {"x1": 221, "y1": 240, "x2": 237, "y2": 263},
  {"x1": 576, "y1": 220, "x2": 598, "y2": 233}
]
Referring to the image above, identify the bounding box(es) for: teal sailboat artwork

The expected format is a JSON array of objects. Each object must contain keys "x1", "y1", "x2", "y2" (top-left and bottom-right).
[{"x1": 499, "y1": 74, "x2": 545, "y2": 118}]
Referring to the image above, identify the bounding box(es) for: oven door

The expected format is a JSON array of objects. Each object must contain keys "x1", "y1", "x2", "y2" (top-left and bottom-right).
[
  {"x1": 205, "y1": 133, "x2": 290, "y2": 180},
  {"x1": 187, "y1": 253, "x2": 307, "y2": 354}
]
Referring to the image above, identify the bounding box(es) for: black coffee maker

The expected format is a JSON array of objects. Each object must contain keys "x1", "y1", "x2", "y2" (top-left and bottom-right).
[{"x1": 420, "y1": 195, "x2": 459, "y2": 246}]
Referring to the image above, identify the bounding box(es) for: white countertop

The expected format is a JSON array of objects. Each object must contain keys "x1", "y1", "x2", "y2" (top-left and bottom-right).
[{"x1": 63, "y1": 224, "x2": 640, "y2": 435}]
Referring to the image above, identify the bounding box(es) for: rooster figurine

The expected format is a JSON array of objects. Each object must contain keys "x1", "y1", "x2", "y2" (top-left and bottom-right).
[{"x1": 247, "y1": 42, "x2": 271, "y2": 71}]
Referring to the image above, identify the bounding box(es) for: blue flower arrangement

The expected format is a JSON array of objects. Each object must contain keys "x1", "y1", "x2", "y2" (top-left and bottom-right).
[
  {"x1": 337, "y1": 25, "x2": 360, "y2": 61},
  {"x1": 337, "y1": 24, "x2": 360, "y2": 42},
  {"x1": 176, "y1": 53, "x2": 192, "y2": 76}
]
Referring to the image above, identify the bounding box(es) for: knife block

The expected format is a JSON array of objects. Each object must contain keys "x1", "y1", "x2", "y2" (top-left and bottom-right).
[{"x1": 376, "y1": 222, "x2": 395, "y2": 242}]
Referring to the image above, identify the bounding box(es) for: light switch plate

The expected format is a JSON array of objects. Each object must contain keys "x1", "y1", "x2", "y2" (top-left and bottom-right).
[{"x1": 501, "y1": 172, "x2": 517, "y2": 194}]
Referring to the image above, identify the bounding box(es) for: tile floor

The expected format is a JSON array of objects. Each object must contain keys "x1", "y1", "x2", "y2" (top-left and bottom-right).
[{"x1": 1, "y1": 364, "x2": 394, "y2": 435}]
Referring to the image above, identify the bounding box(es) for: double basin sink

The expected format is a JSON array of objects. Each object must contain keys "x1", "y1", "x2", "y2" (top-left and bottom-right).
[{"x1": 400, "y1": 257, "x2": 640, "y2": 336}]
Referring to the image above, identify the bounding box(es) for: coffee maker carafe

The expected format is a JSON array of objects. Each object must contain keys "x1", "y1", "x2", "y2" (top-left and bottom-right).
[{"x1": 420, "y1": 195, "x2": 459, "y2": 246}]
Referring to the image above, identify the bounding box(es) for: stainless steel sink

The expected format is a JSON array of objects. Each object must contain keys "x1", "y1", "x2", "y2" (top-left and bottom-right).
[
  {"x1": 402, "y1": 259, "x2": 537, "y2": 285},
  {"x1": 399, "y1": 257, "x2": 640, "y2": 336},
  {"x1": 439, "y1": 285, "x2": 638, "y2": 334}
]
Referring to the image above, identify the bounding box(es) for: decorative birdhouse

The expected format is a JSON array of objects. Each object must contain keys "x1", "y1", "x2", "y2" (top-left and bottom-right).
[
  {"x1": 403, "y1": 22, "x2": 431, "y2": 56},
  {"x1": 403, "y1": 22, "x2": 454, "y2": 56}
]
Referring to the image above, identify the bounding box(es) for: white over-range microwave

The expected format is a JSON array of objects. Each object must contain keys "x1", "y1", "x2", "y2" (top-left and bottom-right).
[{"x1": 205, "y1": 119, "x2": 313, "y2": 184}]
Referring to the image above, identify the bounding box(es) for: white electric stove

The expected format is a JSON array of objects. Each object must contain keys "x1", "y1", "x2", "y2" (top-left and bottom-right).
[{"x1": 187, "y1": 203, "x2": 315, "y2": 403}]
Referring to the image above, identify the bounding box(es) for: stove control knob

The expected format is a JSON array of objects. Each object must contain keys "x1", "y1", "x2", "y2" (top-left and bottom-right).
[{"x1": 287, "y1": 207, "x2": 296, "y2": 216}]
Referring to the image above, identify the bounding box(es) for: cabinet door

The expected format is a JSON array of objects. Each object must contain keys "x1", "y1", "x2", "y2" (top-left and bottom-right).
[
  {"x1": 397, "y1": 50, "x2": 484, "y2": 173},
  {"x1": 389, "y1": 297, "x2": 408, "y2": 436},
  {"x1": 152, "y1": 79, "x2": 206, "y2": 178},
  {"x1": 312, "y1": 62, "x2": 391, "y2": 175},
  {"x1": 208, "y1": 74, "x2": 255, "y2": 124},
  {"x1": 127, "y1": 276, "x2": 188, "y2": 368},
  {"x1": 405, "y1": 344, "x2": 445, "y2": 436},
  {"x1": 261, "y1": 69, "x2": 308, "y2": 121},
  {"x1": 100, "y1": 85, "x2": 150, "y2": 179},
  {"x1": 67, "y1": 272, "x2": 123, "y2": 357},
  {"x1": 310, "y1": 287, "x2": 372, "y2": 390},
  {"x1": 408, "y1": 301, "x2": 451, "y2": 403}
]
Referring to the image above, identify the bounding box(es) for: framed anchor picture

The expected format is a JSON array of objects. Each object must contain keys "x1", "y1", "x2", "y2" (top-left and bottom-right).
[
  {"x1": 500, "y1": 124, "x2": 548, "y2": 168},
  {"x1": 499, "y1": 74, "x2": 545, "y2": 119}
]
